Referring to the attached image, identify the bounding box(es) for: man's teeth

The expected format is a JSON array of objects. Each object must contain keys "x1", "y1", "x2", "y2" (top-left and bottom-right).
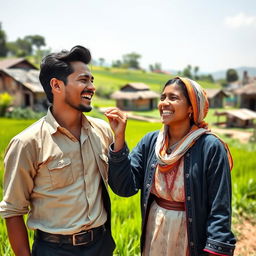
[
  {"x1": 81, "y1": 94, "x2": 92, "y2": 100},
  {"x1": 162, "y1": 110, "x2": 173, "y2": 115}
]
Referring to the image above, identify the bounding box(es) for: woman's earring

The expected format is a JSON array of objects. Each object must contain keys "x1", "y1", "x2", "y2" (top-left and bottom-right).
[{"x1": 189, "y1": 112, "x2": 192, "y2": 119}]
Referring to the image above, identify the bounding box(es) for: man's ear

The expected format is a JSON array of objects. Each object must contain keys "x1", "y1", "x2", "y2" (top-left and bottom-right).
[{"x1": 50, "y1": 78, "x2": 63, "y2": 94}]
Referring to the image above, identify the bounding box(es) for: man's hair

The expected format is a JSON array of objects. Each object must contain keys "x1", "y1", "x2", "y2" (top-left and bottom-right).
[{"x1": 39, "y1": 45, "x2": 91, "y2": 103}]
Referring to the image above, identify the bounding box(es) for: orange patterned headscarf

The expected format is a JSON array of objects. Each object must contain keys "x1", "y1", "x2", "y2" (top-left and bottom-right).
[{"x1": 178, "y1": 77, "x2": 209, "y2": 129}]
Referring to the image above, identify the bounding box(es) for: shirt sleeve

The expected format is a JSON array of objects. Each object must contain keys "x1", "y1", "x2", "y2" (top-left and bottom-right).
[
  {"x1": 204, "y1": 248, "x2": 229, "y2": 255},
  {"x1": 0, "y1": 138, "x2": 37, "y2": 218},
  {"x1": 203, "y1": 138, "x2": 236, "y2": 255}
]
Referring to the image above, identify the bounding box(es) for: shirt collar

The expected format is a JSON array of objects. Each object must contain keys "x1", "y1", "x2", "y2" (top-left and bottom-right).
[
  {"x1": 45, "y1": 108, "x2": 60, "y2": 135},
  {"x1": 45, "y1": 108, "x2": 94, "y2": 135}
]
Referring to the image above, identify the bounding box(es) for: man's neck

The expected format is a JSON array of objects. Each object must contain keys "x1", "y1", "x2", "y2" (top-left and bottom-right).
[{"x1": 51, "y1": 106, "x2": 83, "y2": 140}]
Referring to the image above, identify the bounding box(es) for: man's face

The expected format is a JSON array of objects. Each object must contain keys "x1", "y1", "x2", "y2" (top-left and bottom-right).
[{"x1": 64, "y1": 61, "x2": 95, "y2": 112}]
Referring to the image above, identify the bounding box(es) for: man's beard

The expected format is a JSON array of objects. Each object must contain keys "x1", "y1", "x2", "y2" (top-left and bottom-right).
[
  {"x1": 65, "y1": 98, "x2": 93, "y2": 113},
  {"x1": 76, "y1": 104, "x2": 92, "y2": 112}
]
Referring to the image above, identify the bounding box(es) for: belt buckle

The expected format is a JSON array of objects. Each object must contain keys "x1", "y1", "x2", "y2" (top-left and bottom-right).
[{"x1": 72, "y1": 230, "x2": 93, "y2": 246}]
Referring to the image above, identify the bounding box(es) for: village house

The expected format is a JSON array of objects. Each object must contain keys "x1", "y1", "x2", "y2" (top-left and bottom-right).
[
  {"x1": 214, "y1": 108, "x2": 256, "y2": 128},
  {"x1": 204, "y1": 89, "x2": 228, "y2": 108},
  {"x1": 234, "y1": 82, "x2": 256, "y2": 111},
  {"x1": 0, "y1": 58, "x2": 47, "y2": 111},
  {"x1": 111, "y1": 82, "x2": 159, "y2": 111}
]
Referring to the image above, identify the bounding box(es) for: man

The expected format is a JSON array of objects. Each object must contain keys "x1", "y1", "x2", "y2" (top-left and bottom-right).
[{"x1": 0, "y1": 45, "x2": 115, "y2": 256}]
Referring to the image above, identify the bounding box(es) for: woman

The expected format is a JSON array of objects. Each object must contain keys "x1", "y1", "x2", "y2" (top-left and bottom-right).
[{"x1": 105, "y1": 77, "x2": 236, "y2": 256}]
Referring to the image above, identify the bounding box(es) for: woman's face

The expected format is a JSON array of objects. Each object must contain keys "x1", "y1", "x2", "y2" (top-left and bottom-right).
[{"x1": 158, "y1": 83, "x2": 192, "y2": 126}]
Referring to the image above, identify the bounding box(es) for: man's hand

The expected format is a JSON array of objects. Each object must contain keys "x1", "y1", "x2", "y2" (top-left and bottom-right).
[{"x1": 104, "y1": 107, "x2": 127, "y2": 152}]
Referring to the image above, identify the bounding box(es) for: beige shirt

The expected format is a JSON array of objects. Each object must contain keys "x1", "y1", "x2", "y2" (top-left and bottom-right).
[{"x1": 0, "y1": 109, "x2": 113, "y2": 234}]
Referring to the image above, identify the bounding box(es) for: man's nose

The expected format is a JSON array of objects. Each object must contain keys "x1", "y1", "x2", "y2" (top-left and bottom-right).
[{"x1": 87, "y1": 81, "x2": 96, "y2": 91}]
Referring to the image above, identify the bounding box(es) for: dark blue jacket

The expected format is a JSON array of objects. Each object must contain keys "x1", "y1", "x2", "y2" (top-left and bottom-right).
[{"x1": 108, "y1": 131, "x2": 236, "y2": 256}]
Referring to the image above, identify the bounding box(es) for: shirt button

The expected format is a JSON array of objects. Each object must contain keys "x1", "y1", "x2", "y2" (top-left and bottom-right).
[
  {"x1": 146, "y1": 184, "x2": 150, "y2": 188},
  {"x1": 144, "y1": 203, "x2": 146, "y2": 207},
  {"x1": 151, "y1": 164, "x2": 156, "y2": 168},
  {"x1": 187, "y1": 196, "x2": 191, "y2": 201},
  {"x1": 185, "y1": 173, "x2": 189, "y2": 178},
  {"x1": 188, "y1": 218, "x2": 192, "y2": 223},
  {"x1": 186, "y1": 153, "x2": 190, "y2": 157},
  {"x1": 190, "y1": 242, "x2": 194, "y2": 246}
]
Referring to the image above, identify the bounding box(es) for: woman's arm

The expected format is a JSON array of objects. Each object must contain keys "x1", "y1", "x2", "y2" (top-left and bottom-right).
[{"x1": 203, "y1": 138, "x2": 236, "y2": 255}]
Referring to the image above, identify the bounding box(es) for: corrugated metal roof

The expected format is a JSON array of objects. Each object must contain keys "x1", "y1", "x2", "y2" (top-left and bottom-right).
[
  {"x1": 0, "y1": 58, "x2": 37, "y2": 69},
  {"x1": 1, "y1": 68, "x2": 44, "y2": 93},
  {"x1": 122, "y1": 83, "x2": 149, "y2": 90},
  {"x1": 204, "y1": 89, "x2": 228, "y2": 98},
  {"x1": 234, "y1": 82, "x2": 256, "y2": 95},
  {"x1": 0, "y1": 58, "x2": 25, "y2": 69},
  {"x1": 217, "y1": 108, "x2": 256, "y2": 120}
]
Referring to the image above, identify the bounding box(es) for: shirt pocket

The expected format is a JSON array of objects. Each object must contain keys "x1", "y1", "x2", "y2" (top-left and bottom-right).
[{"x1": 47, "y1": 157, "x2": 74, "y2": 189}]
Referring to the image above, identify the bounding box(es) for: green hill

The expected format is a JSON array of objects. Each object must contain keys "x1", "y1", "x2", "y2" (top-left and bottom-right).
[{"x1": 91, "y1": 66, "x2": 221, "y2": 96}]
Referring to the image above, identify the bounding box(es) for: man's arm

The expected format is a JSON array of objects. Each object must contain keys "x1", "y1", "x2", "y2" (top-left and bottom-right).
[{"x1": 6, "y1": 216, "x2": 31, "y2": 256}]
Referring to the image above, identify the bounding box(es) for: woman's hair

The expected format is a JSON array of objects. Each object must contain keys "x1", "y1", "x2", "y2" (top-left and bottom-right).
[
  {"x1": 163, "y1": 78, "x2": 191, "y2": 106},
  {"x1": 39, "y1": 45, "x2": 91, "y2": 103}
]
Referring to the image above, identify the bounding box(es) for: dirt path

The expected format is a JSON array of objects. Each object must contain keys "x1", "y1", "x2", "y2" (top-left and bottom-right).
[
  {"x1": 211, "y1": 127, "x2": 253, "y2": 144},
  {"x1": 234, "y1": 218, "x2": 256, "y2": 256}
]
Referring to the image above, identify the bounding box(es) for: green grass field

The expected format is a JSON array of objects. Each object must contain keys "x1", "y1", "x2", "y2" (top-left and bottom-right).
[{"x1": 0, "y1": 110, "x2": 255, "y2": 255}]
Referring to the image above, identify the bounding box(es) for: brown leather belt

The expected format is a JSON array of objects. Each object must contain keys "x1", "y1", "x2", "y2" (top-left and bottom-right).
[
  {"x1": 35, "y1": 225, "x2": 106, "y2": 246},
  {"x1": 154, "y1": 196, "x2": 185, "y2": 211}
]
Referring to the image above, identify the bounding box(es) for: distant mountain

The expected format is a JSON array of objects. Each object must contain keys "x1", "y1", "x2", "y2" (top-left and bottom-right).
[
  {"x1": 166, "y1": 67, "x2": 256, "y2": 80},
  {"x1": 211, "y1": 67, "x2": 256, "y2": 80}
]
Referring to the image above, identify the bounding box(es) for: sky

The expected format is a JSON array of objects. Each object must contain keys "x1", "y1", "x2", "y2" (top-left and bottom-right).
[{"x1": 1, "y1": 0, "x2": 256, "y2": 73}]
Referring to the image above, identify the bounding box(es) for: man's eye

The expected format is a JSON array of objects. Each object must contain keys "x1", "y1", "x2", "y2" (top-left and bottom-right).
[{"x1": 160, "y1": 95, "x2": 166, "y2": 101}]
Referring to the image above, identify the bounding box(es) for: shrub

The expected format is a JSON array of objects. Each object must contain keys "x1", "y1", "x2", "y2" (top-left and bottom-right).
[
  {"x1": 5, "y1": 107, "x2": 45, "y2": 119},
  {"x1": 0, "y1": 92, "x2": 13, "y2": 116}
]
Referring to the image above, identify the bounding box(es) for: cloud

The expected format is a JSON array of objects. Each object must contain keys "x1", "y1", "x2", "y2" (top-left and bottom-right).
[{"x1": 225, "y1": 13, "x2": 256, "y2": 28}]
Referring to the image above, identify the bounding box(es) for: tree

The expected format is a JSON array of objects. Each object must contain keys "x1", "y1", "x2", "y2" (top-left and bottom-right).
[
  {"x1": 112, "y1": 59, "x2": 122, "y2": 68},
  {"x1": 0, "y1": 22, "x2": 8, "y2": 57},
  {"x1": 199, "y1": 74, "x2": 214, "y2": 83},
  {"x1": 149, "y1": 62, "x2": 162, "y2": 72},
  {"x1": 182, "y1": 65, "x2": 193, "y2": 78},
  {"x1": 226, "y1": 69, "x2": 239, "y2": 83},
  {"x1": 98, "y1": 57, "x2": 105, "y2": 66},
  {"x1": 25, "y1": 35, "x2": 45, "y2": 51},
  {"x1": 193, "y1": 66, "x2": 199, "y2": 80},
  {"x1": 122, "y1": 52, "x2": 141, "y2": 69},
  {"x1": 15, "y1": 37, "x2": 33, "y2": 56}
]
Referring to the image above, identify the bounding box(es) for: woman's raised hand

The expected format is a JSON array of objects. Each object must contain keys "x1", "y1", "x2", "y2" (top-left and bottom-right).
[{"x1": 104, "y1": 107, "x2": 127, "y2": 152}]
